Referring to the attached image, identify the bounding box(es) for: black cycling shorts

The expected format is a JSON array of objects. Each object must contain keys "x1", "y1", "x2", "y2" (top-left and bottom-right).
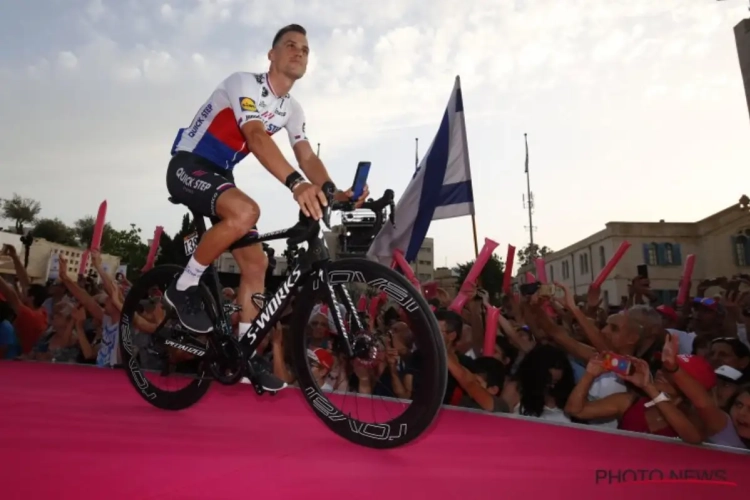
[{"x1": 166, "y1": 151, "x2": 237, "y2": 218}]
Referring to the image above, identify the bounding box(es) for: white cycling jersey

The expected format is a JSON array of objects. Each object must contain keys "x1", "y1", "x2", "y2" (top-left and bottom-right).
[{"x1": 171, "y1": 72, "x2": 308, "y2": 171}]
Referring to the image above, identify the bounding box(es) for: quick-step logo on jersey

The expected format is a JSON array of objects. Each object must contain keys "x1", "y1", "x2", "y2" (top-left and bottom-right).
[
  {"x1": 239, "y1": 97, "x2": 257, "y2": 112},
  {"x1": 187, "y1": 104, "x2": 214, "y2": 138}
]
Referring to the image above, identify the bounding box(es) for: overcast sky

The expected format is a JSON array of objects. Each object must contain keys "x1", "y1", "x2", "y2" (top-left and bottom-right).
[{"x1": 1, "y1": 0, "x2": 749, "y2": 268}]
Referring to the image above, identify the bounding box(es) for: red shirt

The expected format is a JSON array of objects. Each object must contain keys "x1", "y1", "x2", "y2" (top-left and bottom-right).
[{"x1": 14, "y1": 305, "x2": 48, "y2": 354}]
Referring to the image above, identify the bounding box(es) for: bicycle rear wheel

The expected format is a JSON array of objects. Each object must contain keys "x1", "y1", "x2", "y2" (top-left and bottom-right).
[
  {"x1": 290, "y1": 258, "x2": 446, "y2": 449},
  {"x1": 119, "y1": 264, "x2": 215, "y2": 410}
]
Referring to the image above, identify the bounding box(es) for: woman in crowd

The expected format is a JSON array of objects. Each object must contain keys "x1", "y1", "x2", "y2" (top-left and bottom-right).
[
  {"x1": 26, "y1": 302, "x2": 80, "y2": 363},
  {"x1": 501, "y1": 343, "x2": 575, "y2": 423},
  {"x1": 658, "y1": 334, "x2": 747, "y2": 449},
  {"x1": 726, "y1": 385, "x2": 750, "y2": 448}
]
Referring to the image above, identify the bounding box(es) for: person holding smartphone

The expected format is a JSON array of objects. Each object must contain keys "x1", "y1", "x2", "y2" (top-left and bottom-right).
[{"x1": 565, "y1": 346, "x2": 713, "y2": 444}]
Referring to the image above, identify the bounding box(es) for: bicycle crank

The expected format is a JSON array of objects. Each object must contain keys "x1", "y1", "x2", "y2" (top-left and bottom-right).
[{"x1": 207, "y1": 335, "x2": 244, "y2": 385}]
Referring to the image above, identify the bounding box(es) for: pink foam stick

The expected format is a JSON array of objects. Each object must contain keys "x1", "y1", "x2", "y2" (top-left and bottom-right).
[
  {"x1": 357, "y1": 296, "x2": 368, "y2": 312},
  {"x1": 502, "y1": 245, "x2": 515, "y2": 293},
  {"x1": 449, "y1": 238, "x2": 500, "y2": 312},
  {"x1": 483, "y1": 306, "x2": 500, "y2": 356},
  {"x1": 141, "y1": 226, "x2": 164, "y2": 272},
  {"x1": 676, "y1": 254, "x2": 696, "y2": 306},
  {"x1": 592, "y1": 241, "x2": 631, "y2": 288},
  {"x1": 90, "y1": 200, "x2": 107, "y2": 251},
  {"x1": 462, "y1": 238, "x2": 499, "y2": 290},
  {"x1": 525, "y1": 272, "x2": 536, "y2": 283},
  {"x1": 534, "y1": 258, "x2": 548, "y2": 283},
  {"x1": 78, "y1": 250, "x2": 90, "y2": 276},
  {"x1": 392, "y1": 249, "x2": 421, "y2": 290}
]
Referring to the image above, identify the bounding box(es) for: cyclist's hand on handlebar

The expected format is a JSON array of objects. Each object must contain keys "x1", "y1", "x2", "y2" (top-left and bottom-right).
[
  {"x1": 335, "y1": 184, "x2": 370, "y2": 208},
  {"x1": 293, "y1": 182, "x2": 327, "y2": 220}
]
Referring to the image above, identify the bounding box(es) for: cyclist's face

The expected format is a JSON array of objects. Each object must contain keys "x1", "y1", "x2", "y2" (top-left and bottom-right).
[{"x1": 271, "y1": 32, "x2": 309, "y2": 80}]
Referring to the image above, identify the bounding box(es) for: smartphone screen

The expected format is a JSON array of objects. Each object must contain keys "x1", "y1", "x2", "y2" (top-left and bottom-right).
[
  {"x1": 538, "y1": 284, "x2": 556, "y2": 297},
  {"x1": 603, "y1": 352, "x2": 632, "y2": 375},
  {"x1": 351, "y1": 161, "x2": 371, "y2": 201}
]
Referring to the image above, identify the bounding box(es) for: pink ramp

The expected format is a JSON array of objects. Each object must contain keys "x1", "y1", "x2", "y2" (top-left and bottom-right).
[{"x1": 0, "y1": 362, "x2": 747, "y2": 499}]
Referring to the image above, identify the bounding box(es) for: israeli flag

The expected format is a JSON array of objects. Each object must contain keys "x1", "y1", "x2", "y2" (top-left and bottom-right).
[{"x1": 368, "y1": 76, "x2": 474, "y2": 264}]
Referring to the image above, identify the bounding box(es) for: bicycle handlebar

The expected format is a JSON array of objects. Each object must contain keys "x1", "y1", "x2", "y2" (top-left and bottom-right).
[
  {"x1": 286, "y1": 183, "x2": 395, "y2": 247},
  {"x1": 321, "y1": 182, "x2": 395, "y2": 229}
]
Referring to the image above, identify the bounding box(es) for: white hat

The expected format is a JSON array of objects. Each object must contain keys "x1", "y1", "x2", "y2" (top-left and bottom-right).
[{"x1": 714, "y1": 365, "x2": 743, "y2": 382}]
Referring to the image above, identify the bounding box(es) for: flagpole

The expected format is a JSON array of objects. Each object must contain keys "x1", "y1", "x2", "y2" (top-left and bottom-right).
[
  {"x1": 415, "y1": 138, "x2": 419, "y2": 170},
  {"x1": 524, "y1": 133, "x2": 535, "y2": 253},
  {"x1": 455, "y1": 75, "x2": 479, "y2": 258},
  {"x1": 470, "y1": 215, "x2": 479, "y2": 258}
]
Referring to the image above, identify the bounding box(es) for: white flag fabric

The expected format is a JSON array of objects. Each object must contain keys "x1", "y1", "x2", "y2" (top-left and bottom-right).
[{"x1": 368, "y1": 76, "x2": 474, "y2": 264}]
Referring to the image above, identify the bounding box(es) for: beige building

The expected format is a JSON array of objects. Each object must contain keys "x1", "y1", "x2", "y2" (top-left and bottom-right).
[
  {"x1": 0, "y1": 233, "x2": 121, "y2": 283},
  {"x1": 516, "y1": 199, "x2": 750, "y2": 306},
  {"x1": 434, "y1": 266, "x2": 459, "y2": 297},
  {"x1": 412, "y1": 238, "x2": 435, "y2": 282}
]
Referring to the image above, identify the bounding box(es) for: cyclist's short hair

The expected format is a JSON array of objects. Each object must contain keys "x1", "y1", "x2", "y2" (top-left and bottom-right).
[{"x1": 272, "y1": 24, "x2": 307, "y2": 47}]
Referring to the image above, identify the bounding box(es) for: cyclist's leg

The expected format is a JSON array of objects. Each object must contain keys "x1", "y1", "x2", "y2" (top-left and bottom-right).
[
  {"x1": 231, "y1": 243, "x2": 268, "y2": 339},
  {"x1": 230, "y1": 241, "x2": 286, "y2": 391},
  {"x1": 164, "y1": 153, "x2": 259, "y2": 333}
]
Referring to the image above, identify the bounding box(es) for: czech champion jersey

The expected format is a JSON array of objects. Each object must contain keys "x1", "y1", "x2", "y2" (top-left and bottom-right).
[{"x1": 171, "y1": 72, "x2": 308, "y2": 171}]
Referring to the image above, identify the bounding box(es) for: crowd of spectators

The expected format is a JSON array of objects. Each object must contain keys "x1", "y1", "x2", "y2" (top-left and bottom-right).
[{"x1": 2, "y1": 241, "x2": 749, "y2": 452}]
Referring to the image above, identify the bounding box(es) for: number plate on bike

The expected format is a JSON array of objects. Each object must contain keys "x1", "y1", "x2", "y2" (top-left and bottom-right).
[{"x1": 183, "y1": 233, "x2": 198, "y2": 256}]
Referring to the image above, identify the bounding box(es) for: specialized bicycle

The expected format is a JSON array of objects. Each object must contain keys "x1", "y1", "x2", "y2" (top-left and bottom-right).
[{"x1": 119, "y1": 181, "x2": 447, "y2": 449}]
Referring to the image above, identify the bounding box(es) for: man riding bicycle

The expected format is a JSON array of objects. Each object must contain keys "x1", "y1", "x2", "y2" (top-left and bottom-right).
[{"x1": 164, "y1": 24, "x2": 368, "y2": 389}]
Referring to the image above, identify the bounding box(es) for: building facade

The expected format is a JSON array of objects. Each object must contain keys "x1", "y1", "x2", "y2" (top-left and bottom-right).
[
  {"x1": 0, "y1": 233, "x2": 121, "y2": 283},
  {"x1": 516, "y1": 200, "x2": 750, "y2": 306},
  {"x1": 433, "y1": 266, "x2": 459, "y2": 297}
]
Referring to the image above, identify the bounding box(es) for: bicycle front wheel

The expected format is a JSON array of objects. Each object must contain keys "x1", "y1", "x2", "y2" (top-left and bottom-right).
[{"x1": 290, "y1": 258, "x2": 447, "y2": 449}]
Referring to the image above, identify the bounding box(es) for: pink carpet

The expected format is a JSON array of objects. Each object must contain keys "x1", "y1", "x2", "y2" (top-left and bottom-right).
[{"x1": 1, "y1": 362, "x2": 748, "y2": 499}]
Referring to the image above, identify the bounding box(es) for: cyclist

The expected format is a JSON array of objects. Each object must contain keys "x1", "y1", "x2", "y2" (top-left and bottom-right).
[{"x1": 164, "y1": 24, "x2": 368, "y2": 388}]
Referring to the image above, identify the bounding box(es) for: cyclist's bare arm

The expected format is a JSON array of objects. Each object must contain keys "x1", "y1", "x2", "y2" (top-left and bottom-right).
[
  {"x1": 292, "y1": 140, "x2": 332, "y2": 187},
  {"x1": 240, "y1": 120, "x2": 298, "y2": 184}
]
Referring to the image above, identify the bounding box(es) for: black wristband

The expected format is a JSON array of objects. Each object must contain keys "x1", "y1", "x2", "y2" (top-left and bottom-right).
[{"x1": 285, "y1": 171, "x2": 304, "y2": 190}]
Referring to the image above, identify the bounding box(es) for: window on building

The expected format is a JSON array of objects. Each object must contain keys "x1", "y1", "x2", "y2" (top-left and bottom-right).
[
  {"x1": 734, "y1": 234, "x2": 749, "y2": 267},
  {"x1": 549, "y1": 265, "x2": 554, "y2": 282},
  {"x1": 599, "y1": 246, "x2": 605, "y2": 269},
  {"x1": 647, "y1": 243, "x2": 658, "y2": 265},
  {"x1": 583, "y1": 254, "x2": 589, "y2": 274},
  {"x1": 664, "y1": 243, "x2": 674, "y2": 265},
  {"x1": 562, "y1": 261, "x2": 569, "y2": 280}
]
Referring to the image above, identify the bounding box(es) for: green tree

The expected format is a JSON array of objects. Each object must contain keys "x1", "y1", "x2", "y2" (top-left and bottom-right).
[
  {"x1": 1, "y1": 194, "x2": 41, "y2": 234},
  {"x1": 73, "y1": 216, "x2": 115, "y2": 248},
  {"x1": 453, "y1": 253, "x2": 505, "y2": 306},
  {"x1": 32, "y1": 218, "x2": 78, "y2": 246},
  {"x1": 102, "y1": 224, "x2": 150, "y2": 279},
  {"x1": 516, "y1": 243, "x2": 552, "y2": 268}
]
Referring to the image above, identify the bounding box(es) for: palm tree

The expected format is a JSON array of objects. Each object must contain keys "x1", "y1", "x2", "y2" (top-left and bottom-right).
[{"x1": 1, "y1": 194, "x2": 41, "y2": 234}]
